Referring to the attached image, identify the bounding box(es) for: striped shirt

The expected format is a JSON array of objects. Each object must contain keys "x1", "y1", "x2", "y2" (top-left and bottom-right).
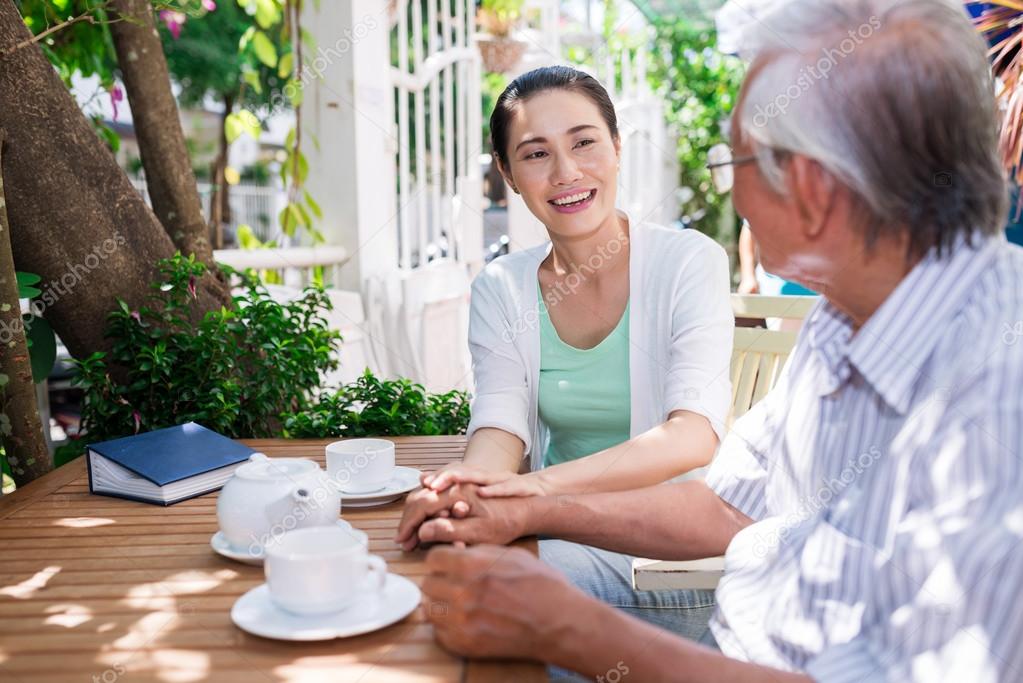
[{"x1": 705, "y1": 232, "x2": 1023, "y2": 681}]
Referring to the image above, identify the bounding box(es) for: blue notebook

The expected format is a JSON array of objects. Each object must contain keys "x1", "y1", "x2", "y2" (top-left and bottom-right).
[{"x1": 86, "y1": 422, "x2": 255, "y2": 506}]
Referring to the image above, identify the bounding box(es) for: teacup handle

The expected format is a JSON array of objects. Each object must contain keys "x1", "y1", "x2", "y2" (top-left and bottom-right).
[{"x1": 366, "y1": 554, "x2": 387, "y2": 595}]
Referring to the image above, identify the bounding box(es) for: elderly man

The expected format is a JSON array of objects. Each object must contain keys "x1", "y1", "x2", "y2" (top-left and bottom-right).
[{"x1": 404, "y1": 0, "x2": 1023, "y2": 679}]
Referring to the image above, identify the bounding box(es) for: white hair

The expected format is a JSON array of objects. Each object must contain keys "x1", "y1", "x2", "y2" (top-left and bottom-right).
[{"x1": 735, "y1": 0, "x2": 1007, "y2": 255}]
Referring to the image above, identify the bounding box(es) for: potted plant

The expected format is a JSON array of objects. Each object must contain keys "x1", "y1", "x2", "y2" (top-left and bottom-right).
[
  {"x1": 476, "y1": 0, "x2": 527, "y2": 74},
  {"x1": 970, "y1": 1, "x2": 1023, "y2": 214}
]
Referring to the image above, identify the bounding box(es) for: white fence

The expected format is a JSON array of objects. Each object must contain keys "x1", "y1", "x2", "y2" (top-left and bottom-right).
[{"x1": 128, "y1": 177, "x2": 286, "y2": 244}]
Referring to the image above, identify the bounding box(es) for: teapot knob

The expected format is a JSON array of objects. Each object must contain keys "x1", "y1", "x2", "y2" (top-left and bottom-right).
[
  {"x1": 249, "y1": 452, "x2": 269, "y2": 463},
  {"x1": 291, "y1": 485, "x2": 313, "y2": 505}
]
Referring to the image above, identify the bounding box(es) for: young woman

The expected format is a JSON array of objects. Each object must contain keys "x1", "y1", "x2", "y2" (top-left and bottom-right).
[{"x1": 396, "y1": 65, "x2": 733, "y2": 638}]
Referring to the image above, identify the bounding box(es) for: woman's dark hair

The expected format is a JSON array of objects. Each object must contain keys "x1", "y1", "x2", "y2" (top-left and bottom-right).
[{"x1": 490, "y1": 65, "x2": 619, "y2": 167}]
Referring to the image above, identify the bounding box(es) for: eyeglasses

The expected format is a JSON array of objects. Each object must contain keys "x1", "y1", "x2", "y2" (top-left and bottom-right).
[{"x1": 707, "y1": 143, "x2": 759, "y2": 194}]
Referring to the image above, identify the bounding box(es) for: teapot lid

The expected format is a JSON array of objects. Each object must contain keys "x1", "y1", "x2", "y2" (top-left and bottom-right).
[{"x1": 235, "y1": 453, "x2": 319, "y2": 481}]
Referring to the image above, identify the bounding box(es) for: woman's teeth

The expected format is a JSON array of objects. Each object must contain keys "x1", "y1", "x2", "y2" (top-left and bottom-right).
[{"x1": 551, "y1": 190, "x2": 594, "y2": 206}]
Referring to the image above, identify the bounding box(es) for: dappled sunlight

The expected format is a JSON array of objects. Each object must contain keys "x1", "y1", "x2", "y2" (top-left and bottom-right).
[
  {"x1": 1003, "y1": 505, "x2": 1023, "y2": 537},
  {"x1": 44, "y1": 603, "x2": 93, "y2": 628},
  {"x1": 53, "y1": 517, "x2": 116, "y2": 528},
  {"x1": 149, "y1": 650, "x2": 212, "y2": 683},
  {"x1": 111, "y1": 612, "x2": 189, "y2": 650},
  {"x1": 122, "y1": 568, "x2": 236, "y2": 605},
  {"x1": 0, "y1": 565, "x2": 60, "y2": 598},
  {"x1": 911, "y1": 627, "x2": 998, "y2": 683}
]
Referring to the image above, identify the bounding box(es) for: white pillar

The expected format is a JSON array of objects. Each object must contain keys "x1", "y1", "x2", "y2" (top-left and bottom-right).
[{"x1": 300, "y1": 0, "x2": 398, "y2": 290}]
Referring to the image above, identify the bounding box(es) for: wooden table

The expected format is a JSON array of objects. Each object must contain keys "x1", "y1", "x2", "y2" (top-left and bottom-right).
[{"x1": 0, "y1": 436, "x2": 546, "y2": 682}]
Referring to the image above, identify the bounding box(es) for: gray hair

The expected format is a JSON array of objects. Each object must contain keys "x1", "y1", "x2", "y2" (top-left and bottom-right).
[{"x1": 736, "y1": 0, "x2": 1007, "y2": 257}]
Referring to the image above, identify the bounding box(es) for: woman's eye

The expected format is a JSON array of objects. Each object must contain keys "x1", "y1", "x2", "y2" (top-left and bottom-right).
[{"x1": 524, "y1": 140, "x2": 593, "y2": 160}]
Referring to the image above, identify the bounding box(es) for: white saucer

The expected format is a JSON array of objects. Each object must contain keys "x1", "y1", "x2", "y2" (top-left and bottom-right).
[
  {"x1": 340, "y1": 466, "x2": 421, "y2": 508},
  {"x1": 212, "y1": 519, "x2": 355, "y2": 565},
  {"x1": 231, "y1": 573, "x2": 421, "y2": 641}
]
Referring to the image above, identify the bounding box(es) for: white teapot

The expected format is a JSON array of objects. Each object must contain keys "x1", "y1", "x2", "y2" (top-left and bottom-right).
[{"x1": 216, "y1": 453, "x2": 342, "y2": 556}]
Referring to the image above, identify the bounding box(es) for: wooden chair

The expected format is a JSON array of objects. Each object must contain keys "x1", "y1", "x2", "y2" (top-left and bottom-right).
[{"x1": 632, "y1": 294, "x2": 818, "y2": 591}]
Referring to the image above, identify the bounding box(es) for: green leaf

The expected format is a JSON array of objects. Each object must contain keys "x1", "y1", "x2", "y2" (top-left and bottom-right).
[
  {"x1": 238, "y1": 25, "x2": 257, "y2": 51},
  {"x1": 251, "y1": 31, "x2": 278, "y2": 69},
  {"x1": 303, "y1": 190, "x2": 323, "y2": 219},
  {"x1": 224, "y1": 113, "x2": 245, "y2": 144},
  {"x1": 225, "y1": 110, "x2": 261, "y2": 144},
  {"x1": 277, "y1": 52, "x2": 293, "y2": 79},
  {"x1": 254, "y1": 0, "x2": 282, "y2": 29},
  {"x1": 16, "y1": 272, "x2": 41, "y2": 288},
  {"x1": 242, "y1": 69, "x2": 263, "y2": 95},
  {"x1": 288, "y1": 83, "x2": 303, "y2": 107}
]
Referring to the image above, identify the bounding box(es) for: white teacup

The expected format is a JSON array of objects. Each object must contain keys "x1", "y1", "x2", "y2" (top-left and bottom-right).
[
  {"x1": 326, "y1": 438, "x2": 396, "y2": 493},
  {"x1": 264, "y1": 526, "x2": 385, "y2": 616}
]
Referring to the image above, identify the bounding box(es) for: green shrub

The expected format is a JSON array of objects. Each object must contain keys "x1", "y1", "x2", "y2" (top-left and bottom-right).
[
  {"x1": 70, "y1": 254, "x2": 341, "y2": 445},
  {"x1": 282, "y1": 369, "x2": 470, "y2": 438}
]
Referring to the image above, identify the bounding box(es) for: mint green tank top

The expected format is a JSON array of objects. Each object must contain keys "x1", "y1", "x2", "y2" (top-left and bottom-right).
[{"x1": 537, "y1": 283, "x2": 631, "y2": 467}]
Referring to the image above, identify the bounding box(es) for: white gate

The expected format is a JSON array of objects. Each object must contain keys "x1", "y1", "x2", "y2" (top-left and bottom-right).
[{"x1": 391, "y1": 0, "x2": 484, "y2": 270}]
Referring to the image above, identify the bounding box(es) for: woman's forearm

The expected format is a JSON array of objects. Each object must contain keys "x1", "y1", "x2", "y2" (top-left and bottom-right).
[
  {"x1": 460, "y1": 427, "x2": 527, "y2": 473},
  {"x1": 532, "y1": 410, "x2": 718, "y2": 496}
]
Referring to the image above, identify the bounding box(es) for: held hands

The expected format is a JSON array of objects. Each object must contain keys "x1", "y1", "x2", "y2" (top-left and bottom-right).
[
  {"x1": 395, "y1": 462, "x2": 549, "y2": 551},
  {"x1": 421, "y1": 463, "x2": 550, "y2": 498},
  {"x1": 394, "y1": 482, "x2": 531, "y2": 550},
  {"x1": 422, "y1": 544, "x2": 580, "y2": 661}
]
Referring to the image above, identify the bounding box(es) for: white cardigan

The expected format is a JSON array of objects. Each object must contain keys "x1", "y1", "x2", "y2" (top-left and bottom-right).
[{"x1": 466, "y1": 207, "x2": 735, "y2": 472}]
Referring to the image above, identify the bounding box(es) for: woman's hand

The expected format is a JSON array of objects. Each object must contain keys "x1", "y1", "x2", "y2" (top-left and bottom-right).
[{"x1": 423, "y1": 465, "x2": 549, "y2": 498}]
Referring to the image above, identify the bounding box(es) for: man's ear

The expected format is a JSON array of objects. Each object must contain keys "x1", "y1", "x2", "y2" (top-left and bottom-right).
[{"x1": 786, "y1": 156, "x2": 836, "y2": 240}]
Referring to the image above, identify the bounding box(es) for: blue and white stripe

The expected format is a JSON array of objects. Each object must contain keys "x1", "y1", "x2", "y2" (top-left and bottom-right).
[{"x1": 705, "y1": 233, "x2": 1023, "y2": 681}]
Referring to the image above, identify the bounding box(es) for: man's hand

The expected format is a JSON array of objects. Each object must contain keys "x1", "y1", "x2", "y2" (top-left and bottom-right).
[
  {"x1": 422, "y1": 545, "x2": 586, "y2": 661},
  {"x1": 395, "y1": 483, "x2": 531, "y2": 550}
]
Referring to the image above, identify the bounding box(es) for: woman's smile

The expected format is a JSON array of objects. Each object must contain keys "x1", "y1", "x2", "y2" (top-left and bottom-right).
[{"x1": 548, "y1": 188, "x2": 597, "y2": 213}]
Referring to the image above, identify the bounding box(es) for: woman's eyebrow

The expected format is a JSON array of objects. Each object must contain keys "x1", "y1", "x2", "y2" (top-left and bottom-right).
[{"x1": 514, "y1": 124, "x2": 600, "y2": 153}]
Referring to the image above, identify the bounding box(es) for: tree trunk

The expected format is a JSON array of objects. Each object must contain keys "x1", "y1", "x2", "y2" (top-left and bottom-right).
[
  {"x1": 0, "y1": 1, "x2": 226, "y2": 362},
  {"x1": 209, "y1": 94, "x2": 234, "y2": 249},
  {"x1": 107, "y1": 0, "x2": 230, "y2": 296},
  {"x1": 0, "y1": 131, "x2": 51, "y2": 487}
]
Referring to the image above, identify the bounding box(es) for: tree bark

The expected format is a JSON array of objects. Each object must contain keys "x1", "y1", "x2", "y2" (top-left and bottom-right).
[
  {"x1": 209, "y1": 94, "x2": 234, "y2": 249},
  {"x1": 107, "y1": 0, "x2": 229, "y2": 294},
  {"x1": 0, "y1": 130, "x2": 51, "y2": 487},
  {"x1": 0, "y1": 1, "x2": 226, "y2": 362}
]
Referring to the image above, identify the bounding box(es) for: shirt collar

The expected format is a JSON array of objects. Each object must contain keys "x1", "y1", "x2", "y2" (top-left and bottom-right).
[{"x1": 806, "y1": 231, "x2": 1002, "y2": 414}]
